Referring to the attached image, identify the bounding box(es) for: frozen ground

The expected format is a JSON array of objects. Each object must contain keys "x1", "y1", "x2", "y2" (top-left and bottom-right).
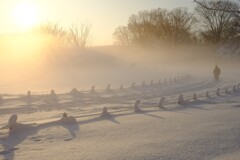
[{"x1": 0, "y1": 74, "x2": 240, "y2": 160}]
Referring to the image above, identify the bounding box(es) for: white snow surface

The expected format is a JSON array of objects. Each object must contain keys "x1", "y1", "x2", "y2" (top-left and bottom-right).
[{"x1": 0, "y1": 75, "x2": 240, "y2": 160}]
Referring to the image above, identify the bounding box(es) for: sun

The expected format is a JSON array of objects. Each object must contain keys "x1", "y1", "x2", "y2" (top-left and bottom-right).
[{"x1": 13, "y1": 2, "x2": 39, "y2": 31}]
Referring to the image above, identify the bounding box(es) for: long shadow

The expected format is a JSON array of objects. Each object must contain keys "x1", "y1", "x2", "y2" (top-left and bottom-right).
[
  {"x1": 0, "y1": 120, "x2": 80, "y2": 160},
  {"x1": 78, "y1": 115, "x2": 120, "y2": 125},
  {"x1": 140, "y1": 112, "x2": 165, "y2": 119},
  {"x1": 78, "y1": 117, "x2": 103, "y2": 125},
  {"x1": 0, "y1": 123, "x2": 38, "y2": 160},
  {"x1": 38, "y1": 120, "x2": 80, "y2": 139},
  {"x1": 101, "y1": 115, "x2": 120, "y2": 124},
  {"x1": 76, "y1": 108, "x2": 165, "y2": 127},
  {"x1": 176, "y1": 104, "x2": 209, "y2": 111},
  {"x1": 60, "y1": 124, "x2": 80, "y2": 139},
  {"x1": 165, "y1": 100, "x2": 213, "y2": 112},
  {"x1": 114, "y1": 109, "x2": 165, "y2": 120},
  {"x1": 0, "y1": 106, "x2": 167, "y2": 160},
  {"x1": 189, "y1": 100, "x2": 217, "y2": 107}
]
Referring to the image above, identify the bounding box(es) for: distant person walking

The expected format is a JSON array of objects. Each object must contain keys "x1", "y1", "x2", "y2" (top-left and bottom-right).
[{"x1": 213, "y1": 65, "x2": 221, "y2": 80}]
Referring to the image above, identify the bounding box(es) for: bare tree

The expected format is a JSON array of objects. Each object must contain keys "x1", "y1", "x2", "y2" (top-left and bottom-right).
[
  {"x1": 127, "y1": 10, "x2": 155, "y2": 45},
  {"x1": 194, "y1": 0, "x2": 240, "y2": 16},
  {"x1": 68, "y1": 23, "x2": 93, "y2": 50},
  {"x1": 168, "y1": 8, "x2": 196, "y2": 44},
  {"x1": 113, "y1": 7, "x2": 195, "y2": 46},
  {"x1": 148, "y1": 8, "x2": 169, "y2": 40},
  {"x1": 38, "y1": 22, "x2": 67, "y2": 48},
  {"x1": 113, "y1": 26, "x2": 133, "y2": 46},
  {"x1": 195, "y1": 0, "x2": 239, "y2": 44}
]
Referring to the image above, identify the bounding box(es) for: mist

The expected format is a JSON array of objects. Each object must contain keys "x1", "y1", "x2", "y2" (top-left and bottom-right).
[{"x1": 0, "y1": 33, "x2": 239, "y2": 94}]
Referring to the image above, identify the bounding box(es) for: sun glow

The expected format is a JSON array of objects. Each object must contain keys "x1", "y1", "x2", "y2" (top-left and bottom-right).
[{"x1": 13, "y1": 2, "x2": 39, "y2": 31}]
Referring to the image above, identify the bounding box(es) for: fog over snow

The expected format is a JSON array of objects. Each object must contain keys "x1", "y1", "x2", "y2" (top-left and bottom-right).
[
  {"x1": 1, "y1": 0, "x2": 240, "y2": 159},
  {"x1": 0, "y1": 42, "x2": 240, "y2": 160},
  {"x1": 0, "y1": 42, "x2": 239, "y2": 94}
]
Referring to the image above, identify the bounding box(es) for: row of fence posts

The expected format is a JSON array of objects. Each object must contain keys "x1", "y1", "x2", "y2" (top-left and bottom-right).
[
  {"x1": 3, "y1": 83, "x2": 239, "y2": 130},
  {"x1": 89, "y1": 75, "x2": 191, "y2": 93},
  {"x1": 177, "y1": 84, "x2": 240, "y2": 105},
  {"x1": 1, "y1": 82, "x2": 240, "y2": 124},
  {"x1": 101, "y1": 83, "x2": 240, "y2": 116},
  {"x1": 0, "y1": 75, "x2": 191, "y2": 105},
  {"x1": 7, "y1": 77, "x2": 240, "y2": 114}
]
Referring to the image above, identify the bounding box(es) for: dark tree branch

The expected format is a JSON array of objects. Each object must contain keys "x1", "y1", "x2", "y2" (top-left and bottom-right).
[{"x1": 194, "y1": 0, "x2": 240, "y2": 14}]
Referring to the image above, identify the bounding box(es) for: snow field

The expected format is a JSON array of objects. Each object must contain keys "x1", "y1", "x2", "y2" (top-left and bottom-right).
[{"x1": 0, "y1": 74, "x2": 240, "y2": 160}]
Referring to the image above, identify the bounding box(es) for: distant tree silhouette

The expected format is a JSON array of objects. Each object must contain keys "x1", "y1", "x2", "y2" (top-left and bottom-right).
[
  {"x1": 113, "y1": 26, "x2": 133, "y2": 46},
  {"x1": 114, "y1": 8, "x2": 195, "y2": 46},
  {"x1": 195, "y1": 0, "x2": 240, "y2": 44},
  {"x1": 165, "y1": 8, "x2": 196, "y2": 45},
  {"x1": 194, "y1": 0, "x2": 240, "y2": 16},
  {"x1": 68, "y1": 23, "x2": 93, "y2": 50},
  {"x1": 38, "y1": 22, "x2": 67, "y2": 48}
]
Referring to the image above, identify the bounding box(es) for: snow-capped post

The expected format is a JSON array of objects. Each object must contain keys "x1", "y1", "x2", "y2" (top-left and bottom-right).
[
  {"x1": 178, "y1": 95, "x2": 185, "y2": 104},
  {"x1": 0, "y1": 95, "x2": 4, "y2": 104},
  {"x1": 50, "y1": 89, "x2": 57, "y2": 100},
  {"x1": 27, "y1": 91, "x2": 31, "y2": 98},
  {"x1": 206, "y1": 91, "x2": 209, "y2": 98},
  {"x1": 225, "y1": 88, "x2": 229, "y2": 94},
  {"x1": 70, "y1": 88, "x2": 79, "y2": 96},
  {"x1": 9, "y1": 114, "x2": 17, "y2": 130},
  {"x1": 142, "y1": 81, "x2": 146, "y2": 87},
  {"x1": 158, "y1": 97, "x2": 165, "y2": 109},
  {"x1": 61, "y1": 112, "x2": 77, "y2": 124},
  {"x1": 150, "y1": 80, "x2": 153, "y2": 85},
  {"x1": 233, "y1": 85, "x2": 237, "y2": 92},
  {"x1": 158, "y1": 79, "x2": 161, "y2": 85},
  {"x1": 134, "y1": 100, "x2": 141, "y2": 112},
  {"x1": 26, "y1": 91, "x2": 32, "y2": 104},
  {"x1": 217, "y1": 88, "x2": 220, "y2": 96},
  {"x1": 0, "y1": 114, "x2": 19, "y2": 131},
  {"x1": 106, "y1": 84, "x2": 111, "y2": 91},
  {"x1": 50, "y1": 89, "x2": 56, "y2": 96},
  {"x1": 120, "y1": 84, "x2": 124, "y2": 90},
  {"x1": 131, "y1": 82, "x2": 135, "y2": 88},
  {"x1": 50, "y1": 89, "x2": 55, "y2": 95},
  {"x1": 193, "y1": 93, "x2": 197, "y2": 101},
  {"x1": 91, "y1": 85, "x2": 95, "y2": 93},
  {"x1": 101, "y1": 107, "x2": 111, "y2": 117}
]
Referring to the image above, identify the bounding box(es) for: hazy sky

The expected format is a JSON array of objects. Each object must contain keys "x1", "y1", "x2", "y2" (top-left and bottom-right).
[{"x1": 0, "y1": 0, "x2": 195, "y2": 46}]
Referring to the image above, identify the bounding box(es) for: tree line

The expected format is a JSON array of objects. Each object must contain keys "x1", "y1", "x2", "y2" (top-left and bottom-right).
[{"x1": 113, "y1": 0, "x2": 240, "y2": 48}]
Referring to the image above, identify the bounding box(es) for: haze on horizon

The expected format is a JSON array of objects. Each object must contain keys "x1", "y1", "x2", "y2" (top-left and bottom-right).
[{"x1": 0, "y1": 0, "x2": 239, "y2": 94}]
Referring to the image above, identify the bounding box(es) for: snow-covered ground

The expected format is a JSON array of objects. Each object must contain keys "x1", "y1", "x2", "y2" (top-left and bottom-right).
[{"x1": 0, "y1": 74, "x2": 240, "y2": 160}]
